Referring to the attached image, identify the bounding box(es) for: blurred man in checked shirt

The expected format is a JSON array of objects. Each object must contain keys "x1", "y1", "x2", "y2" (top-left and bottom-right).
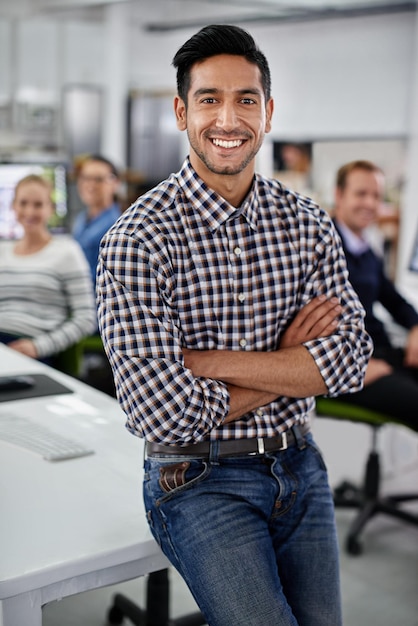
[{"x1": 97, "y1": 24, "x2": 372, "y2": 626}]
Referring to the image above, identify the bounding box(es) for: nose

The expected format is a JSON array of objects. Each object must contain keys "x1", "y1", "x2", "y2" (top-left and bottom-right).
[
  {"x1": 216, "y1": 102, "x2": 238, "y2": 131},
  {"x1": 24, "y1": 205, "x2": 37, "y2": 218}
]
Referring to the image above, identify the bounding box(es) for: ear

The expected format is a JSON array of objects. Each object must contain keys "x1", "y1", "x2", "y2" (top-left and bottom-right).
[
  {"x1": 265, "y1": 98, "x2": 274, "y2": 134},
  {"x1": 110, "y1": 177, "x2": 121, "y2": 195},
  {"x1": 334, "y1": 186, "x2": 342, "y2": 208},
  {"x1": 174, "y1": 96, "x2": 187, "y2": 131}
]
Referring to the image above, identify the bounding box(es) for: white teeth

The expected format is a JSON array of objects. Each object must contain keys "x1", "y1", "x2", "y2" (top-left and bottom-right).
[{"x1": 212, "y1": 138, "x2": 243, "y2": 148}]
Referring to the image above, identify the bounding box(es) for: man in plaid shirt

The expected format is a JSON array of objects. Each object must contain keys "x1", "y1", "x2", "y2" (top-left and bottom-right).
[{"x1": 97, "y1": 24, "x2": 372, "y2": 626}]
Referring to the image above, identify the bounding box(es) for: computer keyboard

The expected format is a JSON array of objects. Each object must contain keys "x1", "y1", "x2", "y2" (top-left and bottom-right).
[{"x1": 0, "y1": 413, "x2": 94, "y2": 461}]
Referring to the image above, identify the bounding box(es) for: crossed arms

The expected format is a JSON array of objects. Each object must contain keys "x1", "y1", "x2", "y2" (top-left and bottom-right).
[{"x1": 183, "y1": 296, "x2": 342, "y2": 423}]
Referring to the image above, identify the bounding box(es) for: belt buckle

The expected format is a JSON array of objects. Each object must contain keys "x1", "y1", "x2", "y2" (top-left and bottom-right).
[
  {"x1": 279, "y1": 432, "x2": 288, "y2": 451},
  {"x1": 255, "y1": 433, "x2": 288, "y2": 455}
]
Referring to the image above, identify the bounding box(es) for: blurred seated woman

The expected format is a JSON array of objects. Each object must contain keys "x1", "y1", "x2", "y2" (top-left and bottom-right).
[{"x1": 0, "y1": 174, "x2": 96, "y2": 363}]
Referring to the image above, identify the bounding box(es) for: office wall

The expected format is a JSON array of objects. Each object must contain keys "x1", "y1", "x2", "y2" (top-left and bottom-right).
[
  {"x1": 0, "y1": 12, "x2": 416, "y2": 149},
  {"x1": 0, "y1": 19, "x2": 104, "y2": 101},
  {"x1": 128, "y1": 13, "x2": 415, "y2": 139},
  {"x1": 0, "y1": 17, "x2": 104, "y2": 152}
]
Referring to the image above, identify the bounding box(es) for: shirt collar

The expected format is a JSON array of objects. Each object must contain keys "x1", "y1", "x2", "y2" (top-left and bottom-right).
[
  {"x1": 178, "y1": 157, "x2": 259, "y2": 232},
  {"x1": 336, "y1": 219, "x2": 370, "y2": 256}
]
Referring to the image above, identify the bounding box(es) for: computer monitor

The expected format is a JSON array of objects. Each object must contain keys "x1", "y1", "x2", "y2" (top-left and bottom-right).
[{"x1": 0, "y1": 162, "x2": 68, "y2": 240}]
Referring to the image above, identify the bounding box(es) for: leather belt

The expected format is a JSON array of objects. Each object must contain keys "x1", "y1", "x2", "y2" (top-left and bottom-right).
[{"x1": 146, "y1": 422, "x2": 310, "y2": 459}]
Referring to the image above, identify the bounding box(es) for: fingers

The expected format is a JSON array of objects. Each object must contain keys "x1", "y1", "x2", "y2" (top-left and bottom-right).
[
  {"x1": 308, "y1": 298, "x2": 342, "y2": 337},
  {"x1": 280, "y1": 296, "x2": 342, "y2": 349},
  {"x1": 8, "y1": 339, "x2": 38, "y2": 358},
  {"x1": 293, "y1": 296, "x2": 342, "y2": 335}
]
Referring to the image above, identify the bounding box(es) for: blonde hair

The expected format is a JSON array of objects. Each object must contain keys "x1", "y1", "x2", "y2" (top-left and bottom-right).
[{"x1": 14, "y1": 174, "x2": 53, "y2": 202}]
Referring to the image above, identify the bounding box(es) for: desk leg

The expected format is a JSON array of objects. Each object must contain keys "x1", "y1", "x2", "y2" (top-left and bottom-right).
[{"x1": 2, "y1": 591, "x2": 42, "y2": 626}]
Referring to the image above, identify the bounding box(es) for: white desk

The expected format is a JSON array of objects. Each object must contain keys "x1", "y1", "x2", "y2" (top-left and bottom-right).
[{"x1": 0, "y1": 344, "x2": 168, "y2": 626}]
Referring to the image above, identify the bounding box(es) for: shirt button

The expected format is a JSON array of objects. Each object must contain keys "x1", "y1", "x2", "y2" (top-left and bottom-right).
[
  {"x1": 256, "y1": 409, "x2": 263, "y2": 417},
  {"x1": 238, "y1": 293, "x2": 246, "y2": 302},
  {"x1": 234, "y1": 246, "x2": 242, "y2": 256},
  {"x1": 239, "y1": 338, "x2": 247, "y2": 348}
]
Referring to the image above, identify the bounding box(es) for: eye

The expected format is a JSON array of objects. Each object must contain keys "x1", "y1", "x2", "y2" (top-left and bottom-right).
[
  {"x1": 241, "y1": 97, "x2": 256, "y2": 105},
  {"x1": 201, "y1": 97, "x2": 217, "y2": 104}
]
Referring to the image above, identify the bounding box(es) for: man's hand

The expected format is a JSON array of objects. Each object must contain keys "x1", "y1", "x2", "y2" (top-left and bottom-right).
[
  {"x1": 279, "y1": 295, "x2": 342, "y2": 349},
  {"x1": 8, "y1": 338, "x2": 38, "y2": 359},
  {"x1": 404, "y1": 325, "x2": 418, "y2": 368},
  {"x1": 363, "y1": 357, "x2": 393, "y2": 385}
]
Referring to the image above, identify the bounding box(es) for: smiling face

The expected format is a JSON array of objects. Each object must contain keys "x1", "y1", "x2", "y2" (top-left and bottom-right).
[
  {"x1": 335, "y1": 168, "x2": 385, "y2": 235},
  {"x1": 77, "y1": 159, "x2": 119, "y2": 214},
  {"x1": 174, "y1": 54, "x2": 273, "y2": 198},
  {"x1": 13, "y1": 180, "x2": 53, "y2": 236}
]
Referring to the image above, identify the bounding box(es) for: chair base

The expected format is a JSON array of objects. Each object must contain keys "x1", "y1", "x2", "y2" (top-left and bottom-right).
[
  {"x1": 107, "y1": 569, "x2": 206, "y2": 626},
  {"x1": 333, "y1": 451, "x2": 418, "y2": 555},
  {"x1": 315, "y1": 398, "x2": 418, "y2": 555}
]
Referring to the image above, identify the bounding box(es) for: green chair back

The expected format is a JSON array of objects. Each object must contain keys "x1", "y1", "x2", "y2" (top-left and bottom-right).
[{"x1": 315, "y1": 397, "x2": 400, "y2": 428}]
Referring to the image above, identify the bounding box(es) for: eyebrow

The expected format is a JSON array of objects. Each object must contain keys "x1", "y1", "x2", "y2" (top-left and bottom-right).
[{"x1": 192, "y1": 87, "x2": 262, "y2": 98}]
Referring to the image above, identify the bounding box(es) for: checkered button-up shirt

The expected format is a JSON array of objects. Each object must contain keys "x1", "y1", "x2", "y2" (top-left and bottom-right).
[{"x1": 97, "y1": 158, "x2": 372, "y2": 445}]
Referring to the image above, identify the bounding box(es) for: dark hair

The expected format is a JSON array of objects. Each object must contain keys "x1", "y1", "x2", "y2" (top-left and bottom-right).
[
  {"x1": 80, "y1": 154, "x2": 120, "y2": 179},
  {"x1": 336, "y1": 160, "x2": 383, "y2": 190},
  {"x1": 172, "y1": 24, "x2": 271, "y2": 104}
]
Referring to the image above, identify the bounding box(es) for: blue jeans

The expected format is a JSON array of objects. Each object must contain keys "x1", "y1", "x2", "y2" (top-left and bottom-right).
[{"x1": 143, "y1": 433, "x2": 342, "y2": 626}]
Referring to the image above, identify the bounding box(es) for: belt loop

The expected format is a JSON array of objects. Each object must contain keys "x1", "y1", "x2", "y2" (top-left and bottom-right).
[
  {"x1": 292, "y1": 424, "x2": 307, "y2": 450},
  {"x1": 209, "y1": 440, "x2": 220, "y2": 465}
]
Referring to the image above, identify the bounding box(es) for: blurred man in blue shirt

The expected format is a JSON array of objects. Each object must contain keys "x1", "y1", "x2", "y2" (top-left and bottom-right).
[{"x1": 73, "y1": 155, "x2": 121, "y2": 289}]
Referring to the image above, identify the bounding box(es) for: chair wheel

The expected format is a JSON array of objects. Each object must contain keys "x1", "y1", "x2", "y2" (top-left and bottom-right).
[
  {"x1": 107, "y1": 604, "x2": 124, "y2": 625},
  {"x1": 346, "y1": 535, "x2": 363, "y2": 556}
]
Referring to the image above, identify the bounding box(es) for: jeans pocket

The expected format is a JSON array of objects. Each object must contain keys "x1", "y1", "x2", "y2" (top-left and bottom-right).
[
  {"x1": 145, "y1": 457, "x2": 210, "y2": 502},
  {"x1": 159, "y1": 461, "x2": 191, "y2": 493}
]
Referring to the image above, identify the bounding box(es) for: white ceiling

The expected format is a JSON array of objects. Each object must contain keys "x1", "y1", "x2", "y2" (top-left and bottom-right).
[{"x1": 0, "y1": 0, "x2": 416, "y2": 30}]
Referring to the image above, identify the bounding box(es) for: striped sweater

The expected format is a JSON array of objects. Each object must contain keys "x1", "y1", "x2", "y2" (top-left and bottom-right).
[{"x1": 0, "y1": 236, "x2": 96, "y2": 358}]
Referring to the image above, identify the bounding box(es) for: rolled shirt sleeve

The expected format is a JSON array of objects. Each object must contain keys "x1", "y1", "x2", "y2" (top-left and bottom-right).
[{"x1": 300, "y1": 220, "x2": 373, "y2": 396}]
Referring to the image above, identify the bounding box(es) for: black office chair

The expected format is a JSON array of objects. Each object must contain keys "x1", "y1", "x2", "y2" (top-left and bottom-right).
[
  {"x1": 78, "y1": 333, "x2": 116, "y2": 397},
  {"x1": 107, "y1": 568, "x2": 206, "y2": 626},
  {"x1": 315, "y1": 397, "x2": 418, "y2": 555},
  {"x1": 50, "y1": 341, "x2": 83, "y2": 378},
  {"x1": 51, "y1": 335, "x2": 108, "y2": 383}
]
